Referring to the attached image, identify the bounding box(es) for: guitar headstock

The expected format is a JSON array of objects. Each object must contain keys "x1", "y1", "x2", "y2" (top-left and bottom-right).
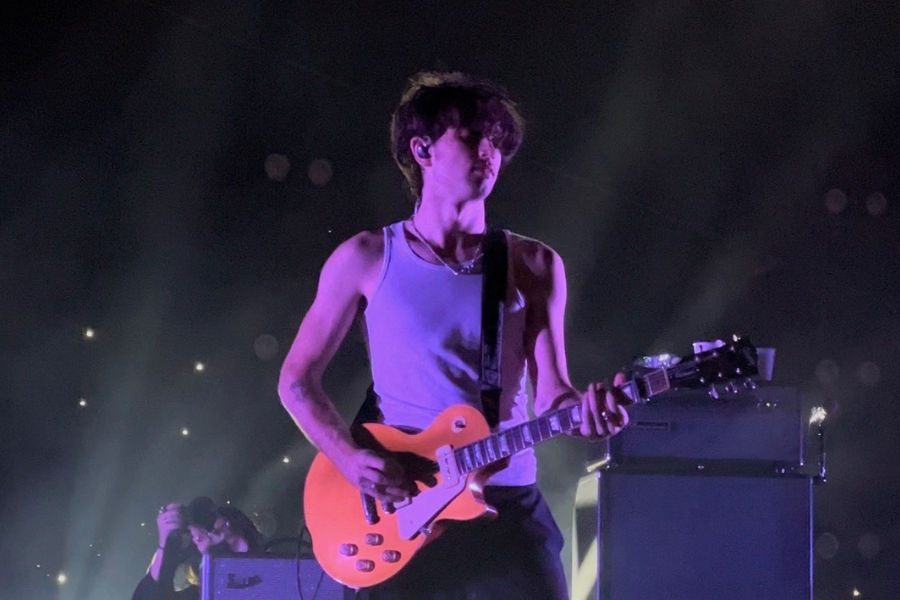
[
  {"x1": 667, "y1": 335, "x2": 760, "y2": 396},
  {"x1": 621, "y1": 335, "x2": 765, "y2": 403}
]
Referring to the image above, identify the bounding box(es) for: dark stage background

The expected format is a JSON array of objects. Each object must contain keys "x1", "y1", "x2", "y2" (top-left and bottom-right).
[{"x1": 1, "y1": 1, "x2": 898, "y2": 599}]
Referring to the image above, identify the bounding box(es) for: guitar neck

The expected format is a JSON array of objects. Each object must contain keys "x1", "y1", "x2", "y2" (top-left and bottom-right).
[{"x1": 452, "y1": 369, "x2": 672, "y2": 476}]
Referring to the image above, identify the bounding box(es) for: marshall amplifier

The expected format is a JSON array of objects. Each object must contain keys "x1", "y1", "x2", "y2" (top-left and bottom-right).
[
  {"x1": 200, "y1": 554, "x2": 353, "y2": 600},
  {"x1": 589, "y1": 386, "x2": 804, "y2": 469}
]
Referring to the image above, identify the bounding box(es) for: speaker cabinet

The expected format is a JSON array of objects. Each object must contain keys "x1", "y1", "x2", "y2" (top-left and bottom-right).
[
  {"x1": 572, "y1": 470, "x2": 813, "y2": 600},
  {"x1": 200, "y1": 554, "x2": 353, "y2": 600}
]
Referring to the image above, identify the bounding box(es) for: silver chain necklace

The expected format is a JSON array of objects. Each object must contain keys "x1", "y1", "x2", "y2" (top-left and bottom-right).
[{"x1": 407, "y1": 219, "x2": 484, "y2": 275}]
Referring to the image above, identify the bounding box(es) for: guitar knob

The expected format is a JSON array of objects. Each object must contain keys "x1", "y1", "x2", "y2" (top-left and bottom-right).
[
  {"x1": 743, "y1": 378, "x2": 757, "y2": 390},
  {"x1": 365, "y1": 533, "x2": 384, "y2": 545},
  {"x1": 725, "y1": 382, "x2": 738, "y2": 395},
  {"x1": 708, "y1": 385, "x2": 719, "y2": 399},
  {"x1": 382, "y1": 550, "x2": 401, "y2": 563},
  {"x1": 355, "y1": 560, "x2": 375, "y2": 572},
  {"x1": 339, "y1": 544, "x2": 358, "y2": 556}
]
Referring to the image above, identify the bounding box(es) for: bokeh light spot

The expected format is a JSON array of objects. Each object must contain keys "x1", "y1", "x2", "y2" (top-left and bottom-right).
[
  {"x1": 824, "y1": 188, "x2": 848, "y2": 214},
  {"x1": 858, "y1": 533, "x2": 881, "y2": 559},
  {"x1": 194, "y1": 361, "x2": 205, "y2": 373},
  {"x1": 865, "y1": 192, "x2": 887, "y2": 216},
  {"x1": 856, "y1": 361, "x2": 880, "y2": 387},
  {"x1": 265, "y1": 153, "x2": 291, "y2": 182},
  {"x1": 254, "y1": 334, "x2": 280, "y2": 361},
  {"x1": 815, "y1": 359, "x2": 840, "y2": 385},
  {"x1": 815, "y1": 532, "x2": 839, "y2": 559},
  {"x1": 308, "y1": 158, "x2": 333, "y2": 187}
]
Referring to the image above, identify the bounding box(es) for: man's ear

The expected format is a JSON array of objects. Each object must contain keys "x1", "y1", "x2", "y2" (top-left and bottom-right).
[{"x1": 410, "y1": 136, "x2": 432, "y2": 164}]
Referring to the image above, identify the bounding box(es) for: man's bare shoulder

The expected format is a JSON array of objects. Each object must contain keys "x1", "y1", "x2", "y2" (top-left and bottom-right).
[
  {"x1": 327, "y1": 229, "x2": 385, "y2": 270},
  {"x1": 319, "y1": 229, "x2": 386, "y2": 299},
  {"x1": 507, "y1": 231, "x2": 560, "y2": 280}
]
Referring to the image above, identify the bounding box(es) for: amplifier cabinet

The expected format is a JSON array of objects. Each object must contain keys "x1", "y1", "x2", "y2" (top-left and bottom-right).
[
  {"x1": 571, "y1": 470, "x2": 813, "y2": 600},
  {"x1": 200, "y1": 554, "x2": 353, "y2": 600},
  {"x1": 595, "y1": 386, "x2": 803, "y2": 466}
]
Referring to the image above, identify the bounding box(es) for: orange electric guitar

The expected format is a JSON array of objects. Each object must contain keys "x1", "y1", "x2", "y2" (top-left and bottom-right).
[{"x1": 304, "y1": 336, "x2": 759, "y2": 589}]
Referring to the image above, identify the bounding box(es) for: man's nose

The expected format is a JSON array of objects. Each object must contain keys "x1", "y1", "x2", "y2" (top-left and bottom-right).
[{"x1": 477, "y1": 136, "x2": 497, "y2": 158}]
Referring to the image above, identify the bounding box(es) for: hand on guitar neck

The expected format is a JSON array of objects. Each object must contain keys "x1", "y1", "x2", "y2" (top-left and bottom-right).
[{"x1": 567, "y1": 372, "x2": 633, "y2": 439}]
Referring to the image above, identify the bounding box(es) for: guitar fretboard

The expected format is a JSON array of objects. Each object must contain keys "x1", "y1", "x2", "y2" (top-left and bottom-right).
[
  {"x1": 452, "y1": 404, "x2": 581, "y2": 475},
  {"x1": 450, "y1": 373, "x2": 667, "y2": 475}
]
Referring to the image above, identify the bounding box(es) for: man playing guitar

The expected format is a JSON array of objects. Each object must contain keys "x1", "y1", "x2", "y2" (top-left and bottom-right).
[{"x1": 278, "y1": 71, "x2": 631, "y2": 600}]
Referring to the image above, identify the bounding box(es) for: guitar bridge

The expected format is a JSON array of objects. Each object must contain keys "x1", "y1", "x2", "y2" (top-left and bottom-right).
[{"x1": 360, "y1": 492, "x2": 379, "y2": 525}]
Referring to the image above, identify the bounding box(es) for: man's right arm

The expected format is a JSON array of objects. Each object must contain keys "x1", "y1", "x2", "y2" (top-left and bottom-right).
[{"x1": 277, "y1": 233, "x2": 411, "y2": 503}]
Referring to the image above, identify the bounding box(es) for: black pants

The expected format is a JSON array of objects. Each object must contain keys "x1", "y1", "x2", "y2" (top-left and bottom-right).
[{"x1": 362, "y1": 485, "x2": 568, "y2": 600}]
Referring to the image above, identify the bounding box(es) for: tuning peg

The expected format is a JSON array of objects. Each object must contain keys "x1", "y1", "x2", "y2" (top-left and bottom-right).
[
  {"x1": 743, "y1": 378, "x2": 757, "y2": 390},
  {"x1": 708, "y1": 385, "x2": 719, "y2": 399}
]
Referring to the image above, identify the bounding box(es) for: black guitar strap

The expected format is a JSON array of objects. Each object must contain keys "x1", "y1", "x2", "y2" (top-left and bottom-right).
[
  {"x1": 480, "y1": 227, "x2": 508, "y2": 429},
  {"x1": 353, "y1": 227, "x2": 508, "y2": 429}
]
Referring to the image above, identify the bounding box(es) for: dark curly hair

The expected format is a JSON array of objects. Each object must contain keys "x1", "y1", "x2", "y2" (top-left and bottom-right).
[
  {"x1": 390, "y1": 71, "x2": 525, "y2": 199},
  {"x1": 216, "y1": 506, "x2": 264, "y2": 553}
]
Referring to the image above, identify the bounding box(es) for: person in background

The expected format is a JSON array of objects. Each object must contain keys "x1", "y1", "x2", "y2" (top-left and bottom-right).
[{"x1": 131, "y1": 497, "x2": 263, "y2": 600}]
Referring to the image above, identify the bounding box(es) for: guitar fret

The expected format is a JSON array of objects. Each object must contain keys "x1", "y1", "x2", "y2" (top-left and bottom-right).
[
  {"x1": 524, "y1": 421, "x2": 535, "y2": 444},
  {"x1": 473, "y1": 441, "x2": 485, "y2": 467},
  {"x1": 548, "y1": 413, "x2": 561, "y2": 433},
  {"x1": 537, "y1": 418, "x2": 549, "y2": 441},
  {"x1": 462, "y1": 447, "x2": 474, "y2": 472},
  {"x1": 498, "y1": 433, "x2": 510, "y2": 456},
  {"x1": 571, "y1": 405, "x2": 582, "y2": 426},
  {"x1": 509, "y1": 428, "x2": 520, "y2": 453},
  {"x1": 558, "y1": 409, "x2": 573, "y2": 431},
  {"x1": 485, "y1": 436, "x2": 497, "y2": 462},
  {"x1": 453, "y1": 449, "x2": 465, "y2": 474},
  {"x1": 522, "y1": 423, "x2": 534, "y2": 446}
]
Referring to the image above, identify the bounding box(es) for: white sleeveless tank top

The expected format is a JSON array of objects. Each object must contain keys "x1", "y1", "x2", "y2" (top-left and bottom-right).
[{"x1": 364, "y1": 221, "x2": 537, "y2": 486}]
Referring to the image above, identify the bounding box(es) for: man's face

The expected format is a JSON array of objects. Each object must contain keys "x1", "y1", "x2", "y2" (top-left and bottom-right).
[{"x1": 425, "y1": 126, "x2": 502, "y2": 201}]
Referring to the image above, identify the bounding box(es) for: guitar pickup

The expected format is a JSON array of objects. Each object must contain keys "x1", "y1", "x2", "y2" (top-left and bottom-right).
[{"x1": 436, "y1": 445, "x2": 460, "y2": 484}]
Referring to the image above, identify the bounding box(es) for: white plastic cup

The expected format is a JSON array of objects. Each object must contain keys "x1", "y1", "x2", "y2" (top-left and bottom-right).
[{"x1": 756, "y1": 347, "x2": 776, "y2": 381}]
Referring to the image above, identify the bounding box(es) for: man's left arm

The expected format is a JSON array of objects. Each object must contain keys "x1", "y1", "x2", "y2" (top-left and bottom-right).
[{"x1": 522, "y1": 241, "x2": 630, "y2": 438}]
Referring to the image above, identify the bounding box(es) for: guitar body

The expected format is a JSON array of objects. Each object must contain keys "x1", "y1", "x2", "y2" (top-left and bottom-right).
[{"x1": 304, "y1": 404, "x2": 506, "y2": 589}]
